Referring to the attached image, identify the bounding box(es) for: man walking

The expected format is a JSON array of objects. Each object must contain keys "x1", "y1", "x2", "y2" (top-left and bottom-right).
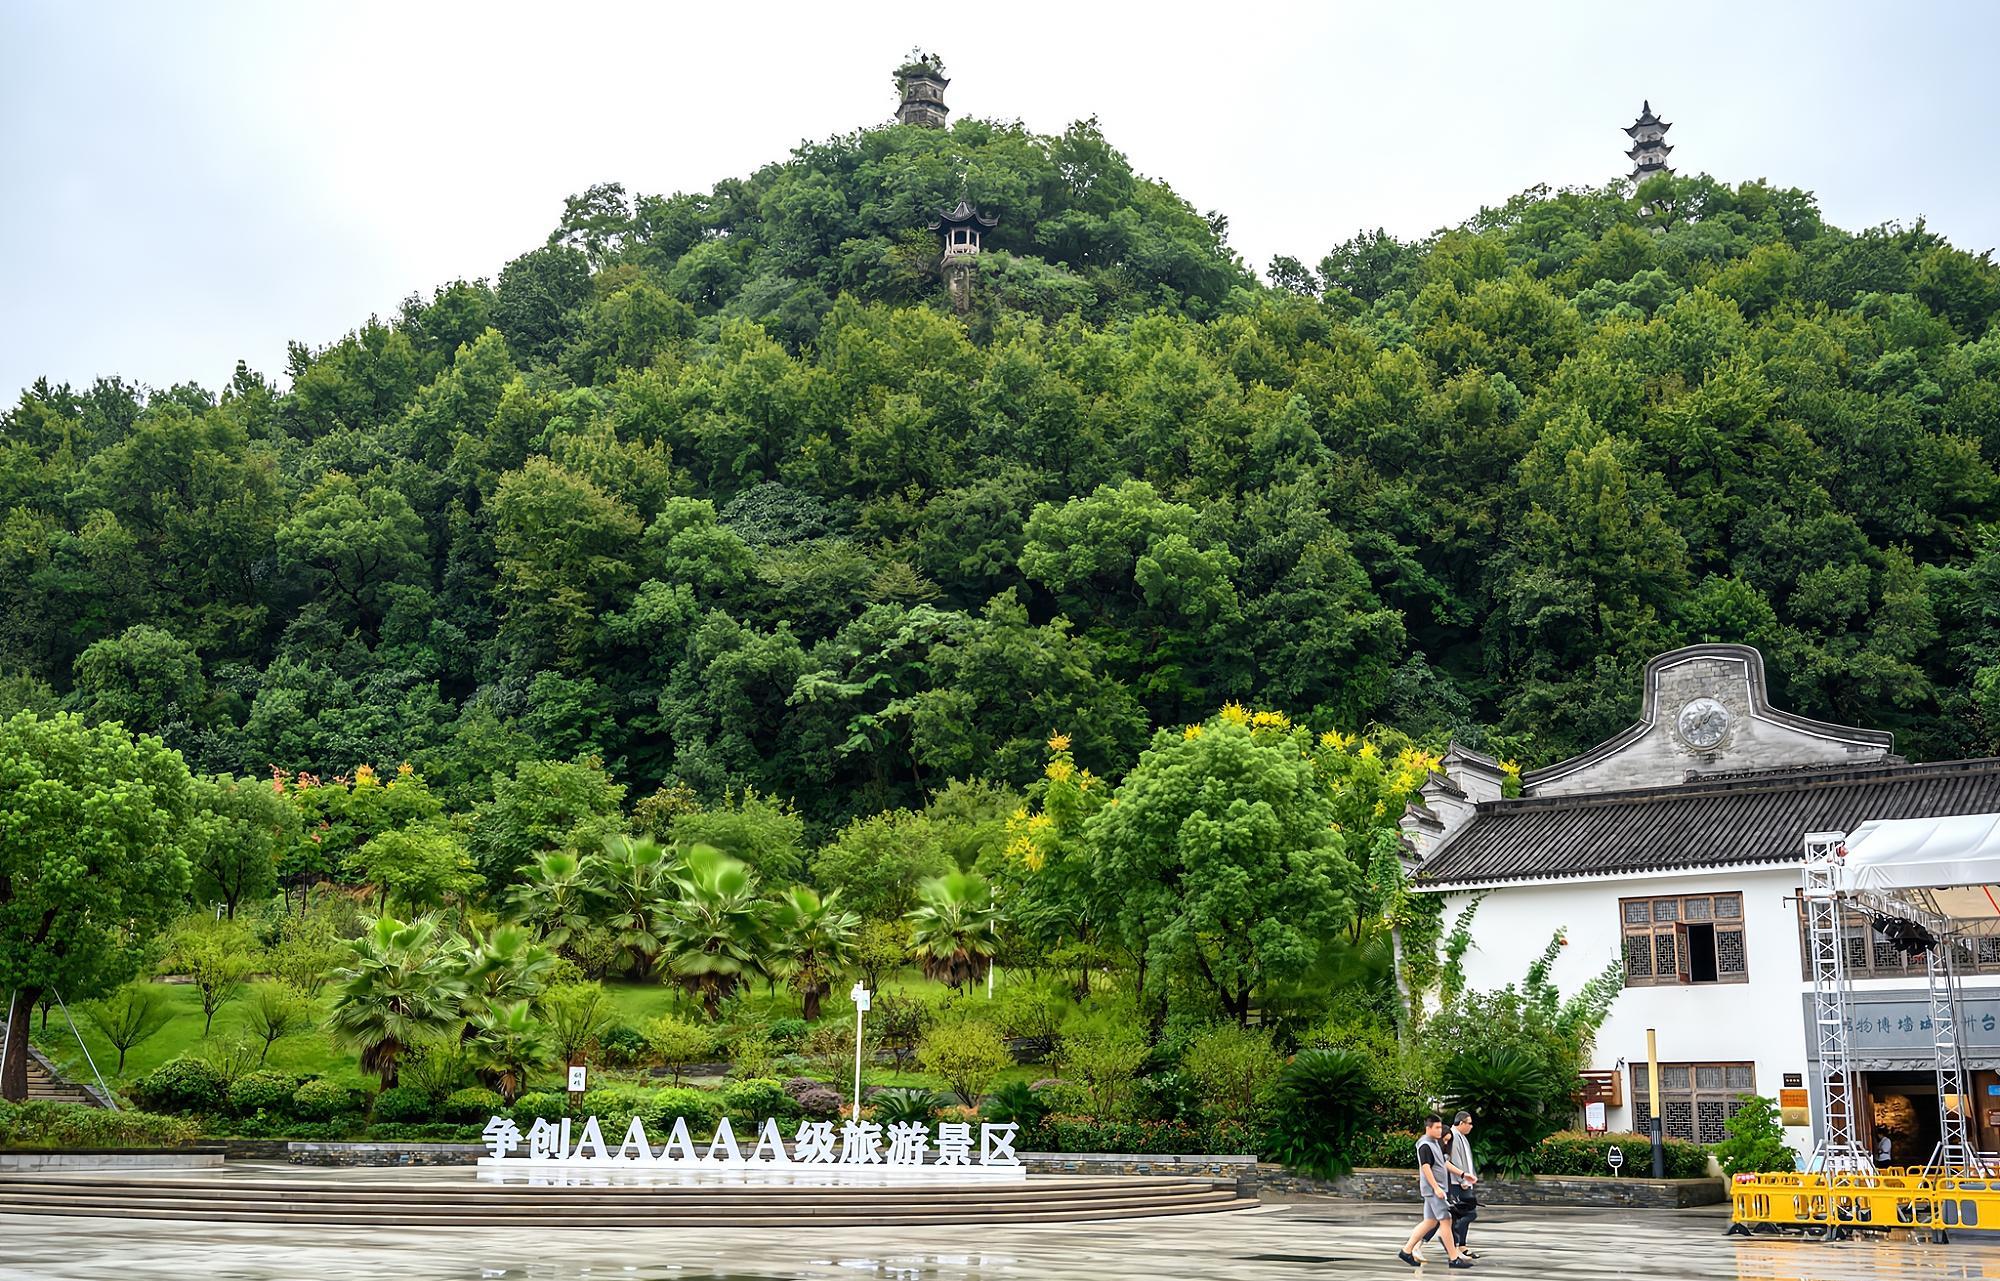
[
  {"x1": 1399, "y1": 1115, "x2": 1473, "y2": 1269},
  {"x1": 1425, "y1": 1110, "x2": 1479, "y2": 1258}
]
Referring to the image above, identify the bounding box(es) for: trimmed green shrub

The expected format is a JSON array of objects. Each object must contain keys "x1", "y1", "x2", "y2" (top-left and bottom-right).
[
  {"x1": 871, "y1": 1088, "x2": 943, "y2": 1126},
  {"x1": 0, "y1": 1100, "x2": 200, "y2": 1149},
  {"x1": 1262, "y1": 1048, "x2": 1375, "y2": 1179},
  {"x1": 639, "y1": 1086, "x2": 722, "y2": 1136},
  {"x1": 444, "y1": 1087, "x2": 507, "y2": 1123},
  {"x1": 130, "y1": 1057, "x2": 229, "y2": 1115},
  {"x1": 719, "y1": 1078, "x2": 797, "y2": 1126},
  {"x1": 598, "y1": 1024, "x2": 649, "y2": 1067},
  {"x1": 372, "y1": 1086, "x2": 435, "y2": 1124},
  {"x1": 291, "y1": 1078, "x2": 367, "y2": 1122},
  {"x1": 1441, "y1": 1046, "x2": 1562, "y2": 1177},
  {"x1": 228, "y1": 1071, "x2": 299, "y2": 1119},
  {"x1": 510, "y1": 1091, "x2": 567, "y2": 1127},
  {"x1": 768, "y1": 1018, "x2": 809, "y2": 1050},
  {"x1": 1024, "y1": 1116, "x2": 1255, "y2": 1155}
]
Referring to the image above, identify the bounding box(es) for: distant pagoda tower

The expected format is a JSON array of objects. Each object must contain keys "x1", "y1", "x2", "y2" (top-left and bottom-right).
[
  {"x1": 1625, "y1": 101, "x2": 1674, "y2": 183},
  {"x1": 928, "y1": 200, "x2": 998, "y2": 313},
  {"x1": 894, "y1": 51, "x2": 949, "y2": 128}
]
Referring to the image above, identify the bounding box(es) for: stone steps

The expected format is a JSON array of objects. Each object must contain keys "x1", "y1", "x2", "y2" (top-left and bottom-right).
[
  {"x1": 21, "y1": 1048, "x2": 101, "y2": 1108},
  {"x1": 0, "y1": 1172, "x2": 1255, "y2": 1227}
]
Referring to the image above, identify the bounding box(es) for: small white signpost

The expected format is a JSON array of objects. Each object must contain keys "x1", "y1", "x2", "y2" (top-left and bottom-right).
[
  {"x1": 850, "y1": 980, "x2": 871, "y2": 1120},
  {"x1": 568, "y1": 1065, "x2": 588, "y2": 1093},
  {"x1": 1606, "y1": 1144, "x2": 1625, "y2": 1179}
]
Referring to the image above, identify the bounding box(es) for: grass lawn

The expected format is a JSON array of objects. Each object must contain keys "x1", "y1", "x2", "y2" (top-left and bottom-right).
[
  {"x1": 31, "y1": 968, "x2": 1040, "y2": 1103},
  {"x1": 31, "y1": 981, "x2": 368, "y2": 1093}
]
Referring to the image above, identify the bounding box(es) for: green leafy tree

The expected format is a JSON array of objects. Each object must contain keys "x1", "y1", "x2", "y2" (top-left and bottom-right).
[
  {"x1": 540, "y1": 982, "x2": 613, "y2": 1066},
  {"x1": 916, "y1": 1019, "x2": 1012, "y2": 1107},
  {"x1": 187, "y1": 773, "x2": 299, "y2": 918},
  {"x1": 68, "y1": 624, "x2": 207, "y2": 738},
  {"x1": 1086, "y1": 711, "x2": 1357, "y2": 1022},
  {"x1": 810, "y1": 810, "x2": 955, "y2": 922},
  {"x1": 275, "y1": 472, "x2": 427, "y2": 634},
  {"x1": 590, "y1": 835, "x2": 675, "y2": 979},
  {"x1": 347, "y1": 821, "x2": 480, "y2": 912},
  {"x1": 327, "y1": 915, "x2": 469, "y2": 1090},
  {"x1": 1714, "y1": 1094, "x2": 1797, "y2": 1176},
  {"x1": 169, "y1": 923, "x2": 257, "y2": 1036},
  {"x1": 244, "y1": 984, "x2": 314, "y2": 1065},
  {"x1": 0, "y1": 712, "x2": 194, "y2": 1101},
  {"x1": 642, "y1": 1013, "x2": 714, "y2": 1085},
  {"x1": 86, "y1": 984, "x2": 173, "y2": 1076}
]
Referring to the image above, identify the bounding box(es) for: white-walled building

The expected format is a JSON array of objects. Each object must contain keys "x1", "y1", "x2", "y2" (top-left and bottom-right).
[{"x1": 1407, "y1": 644, "x2": 2000, "y2": 1165}]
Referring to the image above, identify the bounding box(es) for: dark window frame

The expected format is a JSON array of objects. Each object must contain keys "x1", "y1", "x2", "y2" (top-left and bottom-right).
[
  {"x1": 1620, "y1": 892, "x2": 1748, "y2": 987},
  {"x1": 1631, "y1": 1060, "x2": 1756, "y2": 1144}
]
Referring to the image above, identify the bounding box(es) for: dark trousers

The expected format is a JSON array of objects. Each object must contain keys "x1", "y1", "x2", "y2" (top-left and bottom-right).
[{"x1": 1422, "y1": 1206, "x2": 1472, "y2": 1247}]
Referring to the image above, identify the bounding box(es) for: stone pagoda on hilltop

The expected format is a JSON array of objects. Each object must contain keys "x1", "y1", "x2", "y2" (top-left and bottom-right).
[
  {"x1": 895, "y1": 51, "x2": 950, "y2": 128},
  {"x1": 928, "y1": 199, "x2": 999, "y2": 314},
  {"x1": 1625, "y1": 101, "x2": 1674, "y2": 183}
]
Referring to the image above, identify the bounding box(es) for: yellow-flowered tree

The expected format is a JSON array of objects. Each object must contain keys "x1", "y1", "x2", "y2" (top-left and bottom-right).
[
  {"x1": 1312, "y1": 730, "x2": 1520, "y2": 1041},
  {"x1": 997, "y1": 732, "x2": 1111, "y2": 999}
]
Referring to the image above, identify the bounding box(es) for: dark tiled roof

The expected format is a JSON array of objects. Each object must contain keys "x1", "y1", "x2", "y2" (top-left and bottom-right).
[{"x1": 1414, "y1": 757, "x2": 2000, "y2": 888}]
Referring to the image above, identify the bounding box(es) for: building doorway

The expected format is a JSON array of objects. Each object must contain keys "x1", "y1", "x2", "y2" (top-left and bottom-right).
[{"x1": 1863, "y1": 1071, "x2": 1939, "y2": 1167}]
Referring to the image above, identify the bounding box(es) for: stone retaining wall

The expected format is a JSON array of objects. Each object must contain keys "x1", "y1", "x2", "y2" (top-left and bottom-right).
[
  {"x1": 0, "y1": 1148, "x2": 224, "y2": 1171},
  {"x1": 1250, "y1": 1164, "x2": 1725, "y2": 1208},
  {"x1": 285, "y1": 1141, "x2": 487, "y2": 1167},
  {"x1": 1022, "y1": 1153, "x2": 1256, "y2": 1179}
]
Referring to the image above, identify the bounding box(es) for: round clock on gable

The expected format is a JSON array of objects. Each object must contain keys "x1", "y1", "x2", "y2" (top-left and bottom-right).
[{"x1": 1676, "y1": 696, "x2": 1730, "y2": 749}]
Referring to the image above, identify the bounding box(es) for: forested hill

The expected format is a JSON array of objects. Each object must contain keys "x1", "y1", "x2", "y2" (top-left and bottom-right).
[{"x1": 6, "y1": 113, "x2": 2000, "y2": 838}]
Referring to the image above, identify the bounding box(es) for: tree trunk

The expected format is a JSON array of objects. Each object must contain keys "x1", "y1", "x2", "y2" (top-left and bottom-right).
[
  {"x1": 1390, "y1": 923, "x2": 1412, "y2": 1048},
  {"x1": 803, "y1": 987, "x2": 822, "y2": 1022},
  {"x1": 2, "y1": 987, "x2": 41, "y2": 1102}
]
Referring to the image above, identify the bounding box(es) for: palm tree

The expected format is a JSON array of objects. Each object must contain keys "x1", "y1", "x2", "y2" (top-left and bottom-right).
[
  {"x1": 506, "y1": 851, "x2": 594, "y2": 950},
  {"x1": 905, "y1": 871, "x2": 1000, "y2": 992},
  {"x1": 591, "y1": 835, "x2": 676, "y2": 978},
  {"x1": 326, "y1": 915, "x2": 468, "y2": 1090},
  {"x1": 768, "y1": 886, "x2": 859, "y2": 1020},
  {"x1": 660, "y1": 845, "x2": 765, "y2": 1020},
  {"x1": 466, "y1": 1000, "x2": 555, "y2": 1102},
  {"x1": 458, "y1": 923, "x2": 559, "y2": 1012}
]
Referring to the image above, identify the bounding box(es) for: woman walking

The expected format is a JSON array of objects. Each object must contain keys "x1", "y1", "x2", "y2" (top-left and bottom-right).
[{"x1": 1399, "y1": 1115, "x2": 1473, "y2": 1269}]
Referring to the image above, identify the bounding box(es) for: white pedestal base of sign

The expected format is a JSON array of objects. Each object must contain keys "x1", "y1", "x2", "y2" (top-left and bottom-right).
[{"x1": 475, "y1": 1157, "x2": 1028, "y2": 1186}]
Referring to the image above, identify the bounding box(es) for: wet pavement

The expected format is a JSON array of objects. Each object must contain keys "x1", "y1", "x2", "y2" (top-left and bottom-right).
[{"x1": 2, "y1": 1184, "x2": 1997, "y2": 1279}]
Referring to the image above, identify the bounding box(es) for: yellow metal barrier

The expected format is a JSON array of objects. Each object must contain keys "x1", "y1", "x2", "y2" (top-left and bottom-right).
[{"x1": 1728, "y1": 1171, "x2": 1960, "y2": 1241}]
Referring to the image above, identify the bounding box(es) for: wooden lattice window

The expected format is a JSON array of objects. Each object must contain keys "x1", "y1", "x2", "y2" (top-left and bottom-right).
[
  {"x1": 1621, "y1": 892, "x2": 1747, "y2": 987},
  {"x1": 1632, "y1": 1061, "x2": 1755, "y2": 1144}
]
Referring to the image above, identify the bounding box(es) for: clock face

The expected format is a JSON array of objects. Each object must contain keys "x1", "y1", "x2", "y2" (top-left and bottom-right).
[{"x1": 1677, "y1": 697, "x2": 1730, "y2": 749}]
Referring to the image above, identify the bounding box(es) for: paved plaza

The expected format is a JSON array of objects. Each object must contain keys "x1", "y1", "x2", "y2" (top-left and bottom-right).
[{"x1": 2, "y1": 1188, "x2": 1995, "y2": 1281}]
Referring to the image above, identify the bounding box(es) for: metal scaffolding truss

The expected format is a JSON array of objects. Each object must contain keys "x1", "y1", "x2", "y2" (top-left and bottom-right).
[
  {"x1": 1803, "y1": 832, "x2": 1871, "y2": 1173},
  {"x1": 1806, "y1": 831, "x2": 1985, "y2": 1174}
]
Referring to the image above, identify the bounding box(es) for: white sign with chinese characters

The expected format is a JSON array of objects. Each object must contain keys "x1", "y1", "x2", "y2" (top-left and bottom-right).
[{"x1": 479, "y1": 1114, "x2": 1027, "y2": 1182}]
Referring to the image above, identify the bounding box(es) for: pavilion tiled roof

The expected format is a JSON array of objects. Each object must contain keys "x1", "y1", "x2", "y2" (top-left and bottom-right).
[{"x1": 1413, "y1": 757, "x2": 2000, "y2": 888}]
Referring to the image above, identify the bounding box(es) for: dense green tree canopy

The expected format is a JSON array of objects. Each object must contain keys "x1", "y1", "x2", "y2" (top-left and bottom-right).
[
  {"x1": 0, "y1": 712, "x2": 197, "y2": 1099},
  {"x1": 3, "y1": 111, "x2": 1998, "y2": 870}
]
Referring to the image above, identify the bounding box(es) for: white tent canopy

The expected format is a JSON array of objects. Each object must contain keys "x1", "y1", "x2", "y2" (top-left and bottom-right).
[{"x1": 1843, "y1": 811, "x2": 2000, "y2": 936}]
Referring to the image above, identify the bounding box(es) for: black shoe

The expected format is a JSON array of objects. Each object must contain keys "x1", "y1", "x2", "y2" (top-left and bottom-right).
[
  {"x1": 1460, "y1": 1250, "x2": 1480, "y2": 1259},
  {"x1": 1449, "y1": 1260, "x2": 1475, "y2": 1270},
  {"x1": 1397, "y1": 1250, "x2": 1421, "y2": 1268}
]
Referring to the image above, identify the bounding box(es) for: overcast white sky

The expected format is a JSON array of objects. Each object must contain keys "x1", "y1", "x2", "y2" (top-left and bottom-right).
[{"x1": 3, "y1": 0, "x2": 1995, "y2": 403}]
